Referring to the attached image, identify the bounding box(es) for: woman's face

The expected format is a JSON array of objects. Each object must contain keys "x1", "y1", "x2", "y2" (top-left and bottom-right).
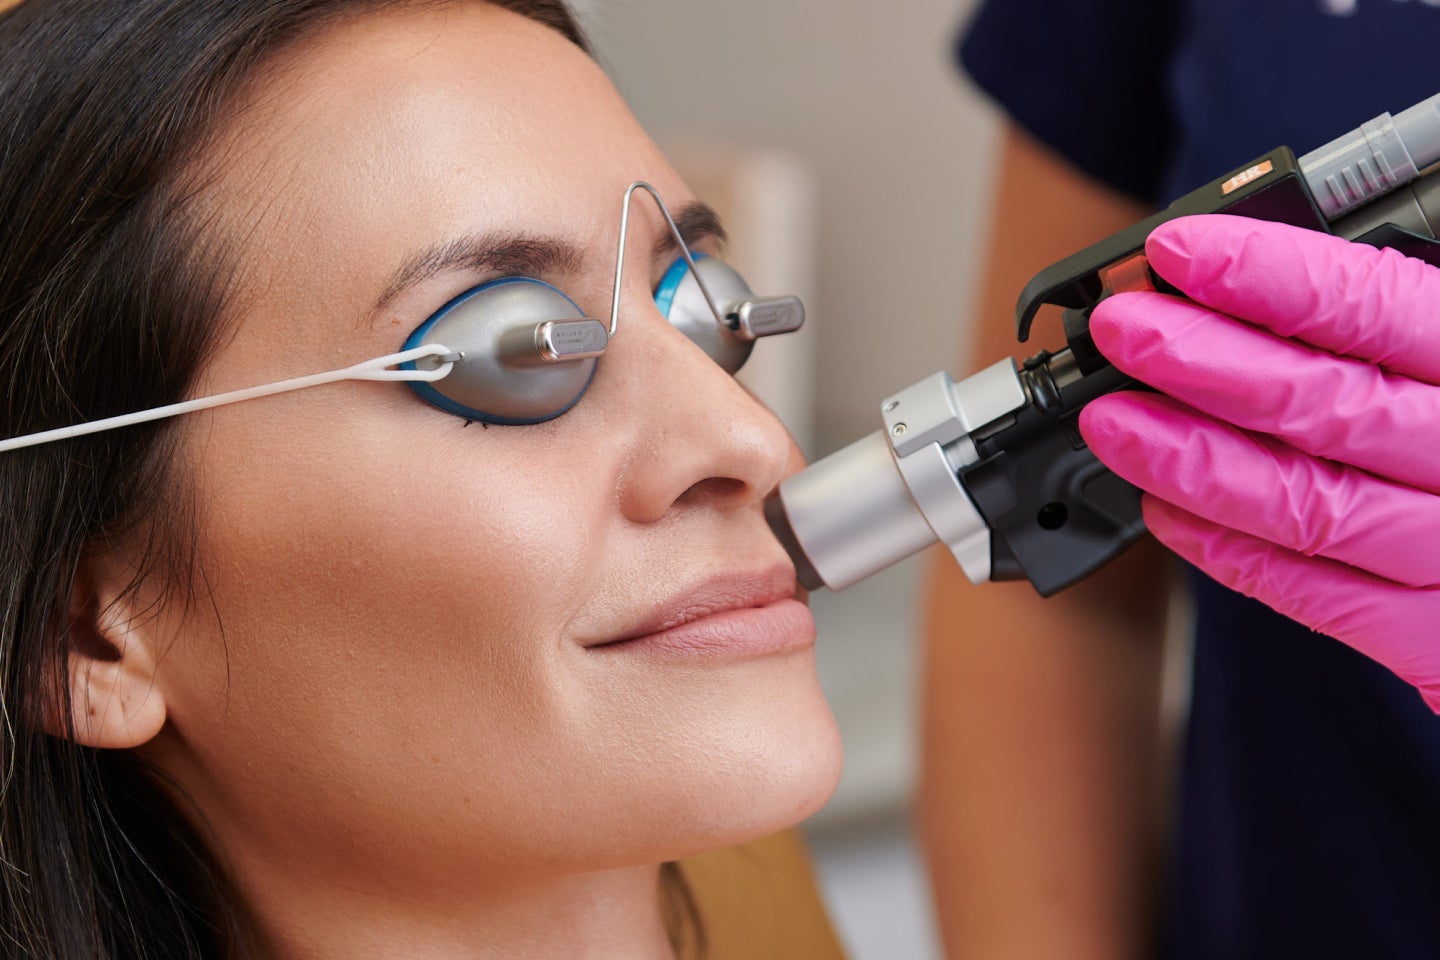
[{"x1": 139, "y1": 2, "x2": 840, "y2": 898}]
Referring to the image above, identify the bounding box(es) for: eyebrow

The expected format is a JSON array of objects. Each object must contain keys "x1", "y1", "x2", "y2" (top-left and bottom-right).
[
  {"x1": 656, "y1": 200, "x2": 727, "y2": 262},
  {"x1": 371, "y1": 200, "x2": 728, "y2": 319},
  {"x1": 371, "y1": 234, "x2": 584, "y2": 317}
]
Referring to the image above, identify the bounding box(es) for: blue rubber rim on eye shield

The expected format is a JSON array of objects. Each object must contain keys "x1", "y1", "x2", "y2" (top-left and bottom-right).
[
  {"x1": 400, "y1": 276, "x2": 597, "y2": 426},
  {"x1": 652, "y1": 251, "x2": 711, "y2": 320}
]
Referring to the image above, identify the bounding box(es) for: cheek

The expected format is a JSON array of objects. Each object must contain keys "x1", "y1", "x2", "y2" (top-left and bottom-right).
[
  {"x1": 190, "y1": 390, "x2": 606, "y2": 630},
  {"x1": 162, "y1": 393, "x2": 617, "y2": 802}
]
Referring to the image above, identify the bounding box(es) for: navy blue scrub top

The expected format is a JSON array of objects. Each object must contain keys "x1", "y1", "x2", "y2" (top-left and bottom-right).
[{"x1": 960, "y1": 2, "x2": 1440, "y2": 957}]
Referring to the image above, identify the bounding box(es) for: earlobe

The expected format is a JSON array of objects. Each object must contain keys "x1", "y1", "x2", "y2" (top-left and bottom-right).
[{"x1": 50, "y1": 567, "x2": 168, "y2": 750}]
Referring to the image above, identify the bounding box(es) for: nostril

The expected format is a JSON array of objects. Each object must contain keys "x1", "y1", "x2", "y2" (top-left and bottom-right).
[{"x1": 677, "y1": 476, "x2": 747, "y2": 507}]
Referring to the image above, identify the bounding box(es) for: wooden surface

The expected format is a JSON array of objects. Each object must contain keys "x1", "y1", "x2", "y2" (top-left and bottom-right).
[{"x1": 681, "y1": 829, "x2": 848, "y2": 960}]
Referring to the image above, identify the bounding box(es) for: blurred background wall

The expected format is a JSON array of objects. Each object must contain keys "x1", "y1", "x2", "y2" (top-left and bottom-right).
[{"x1": 574, "y1": 2, "x2": 1002, "y2": 956}]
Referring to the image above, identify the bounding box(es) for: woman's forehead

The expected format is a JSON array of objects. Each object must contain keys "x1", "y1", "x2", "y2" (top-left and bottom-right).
[
  {"x1": 221, "y1": 3, "x2": 664, "y2": 219},
  {"x1": 202, "y1": 2, "x2": 676, "y2": 322}
]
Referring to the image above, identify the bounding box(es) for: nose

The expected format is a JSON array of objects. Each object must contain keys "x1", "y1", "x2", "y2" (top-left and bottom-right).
[{"x1": 608, "y1": 307, "x2": 794, "y2": 525}]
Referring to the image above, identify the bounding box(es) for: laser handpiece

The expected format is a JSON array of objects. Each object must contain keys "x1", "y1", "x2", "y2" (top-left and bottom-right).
[{"x1": 767, "y1": 92, "x2": 1440, "y2": 597}]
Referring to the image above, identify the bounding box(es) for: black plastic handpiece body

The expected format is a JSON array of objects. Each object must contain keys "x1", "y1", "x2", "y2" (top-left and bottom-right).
[{"x1": 967, "y1": 148, "x2": 1440, "y2": 596}]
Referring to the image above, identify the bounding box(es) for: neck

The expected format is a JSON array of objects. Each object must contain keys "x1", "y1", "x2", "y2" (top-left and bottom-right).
[{"x1": 228, "y1": 859, "x2": 678, "y2": 960}]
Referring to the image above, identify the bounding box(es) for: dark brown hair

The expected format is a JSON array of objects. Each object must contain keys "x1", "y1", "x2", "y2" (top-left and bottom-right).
[{"x1": 0, "y1": 2, "x2": 700, "y2": 957}]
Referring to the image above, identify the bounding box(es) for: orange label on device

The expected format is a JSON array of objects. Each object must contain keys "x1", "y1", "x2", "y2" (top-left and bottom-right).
[
  {"x1": 1100, "y1": 254, "x2": 1154, "y2": 296},
  {"x1": 1221, "y1": 160, "x2": 1274, "y2": 195}
]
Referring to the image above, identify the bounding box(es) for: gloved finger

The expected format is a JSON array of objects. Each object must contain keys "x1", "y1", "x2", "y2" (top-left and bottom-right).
[
  {"x1": 1080, "y1": 392, "x2": 1440, "y2": 587},
  {"x1": 1089, "y1": 291, "x2": 1440, "y2": 494},
  {"x1": 1141, "y1": 496, "x2": 1440, "y2": 712},
  {"x1": 1145, "y1": 214, "x2": 1440, "y2": 386}
]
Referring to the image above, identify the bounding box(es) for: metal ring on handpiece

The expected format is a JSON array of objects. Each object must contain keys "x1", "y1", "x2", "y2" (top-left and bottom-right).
[{"x1": 608, "y1": 181, "x2": 729, "y2": 338}]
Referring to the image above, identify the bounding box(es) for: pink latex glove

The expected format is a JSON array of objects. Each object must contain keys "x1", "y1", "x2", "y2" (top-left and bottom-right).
[{"x1": 1077, "y1": 214, "x2": 1440, "y2": 710}]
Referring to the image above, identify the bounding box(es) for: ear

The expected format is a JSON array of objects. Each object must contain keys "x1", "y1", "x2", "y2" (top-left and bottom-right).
[{"x1": 49, "y1": 560, "x2": 168, "y2": 749}]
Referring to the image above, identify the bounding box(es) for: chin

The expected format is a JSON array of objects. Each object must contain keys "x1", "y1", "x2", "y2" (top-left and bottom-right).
[{"x1": 648, "y1": 669, "x2": 844, "y2": 862}]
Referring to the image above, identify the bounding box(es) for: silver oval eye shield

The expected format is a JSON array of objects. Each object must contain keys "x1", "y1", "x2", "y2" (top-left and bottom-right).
[
  {"x1": 401, "y1": 181, "x2": 804, "y2": 424},
  {"x1": 0, "y1": 181, "x2": 805, "y2": 452}
]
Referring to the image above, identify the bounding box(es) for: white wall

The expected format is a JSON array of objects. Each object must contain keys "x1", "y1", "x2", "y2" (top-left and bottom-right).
[{"x1": 580, "y1": 0, "x2": 1001, "y2": 825}]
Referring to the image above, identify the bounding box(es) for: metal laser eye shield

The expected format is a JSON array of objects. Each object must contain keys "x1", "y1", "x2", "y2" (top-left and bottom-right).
[{"x1": 398, "y1": 181, "x2": 805, "y2": 424}]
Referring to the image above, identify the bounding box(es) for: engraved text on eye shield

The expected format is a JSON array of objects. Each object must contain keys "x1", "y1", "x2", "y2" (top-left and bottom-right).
[
  {"x1": 735, "y1": 296, "x2": 806, "y2": 340},
  {"x1": 537, "y1": 319, "x2": 609, "y2": 362}
]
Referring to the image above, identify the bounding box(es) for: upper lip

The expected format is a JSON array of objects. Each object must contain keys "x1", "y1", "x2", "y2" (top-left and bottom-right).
[{"x1": 587, "y1": 564, "x2": 798, "y2": 648}]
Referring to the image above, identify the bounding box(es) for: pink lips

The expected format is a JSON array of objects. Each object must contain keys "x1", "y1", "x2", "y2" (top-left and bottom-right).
[{"x1": 588, "y1": 567, "x2": 815, "y2": 658}]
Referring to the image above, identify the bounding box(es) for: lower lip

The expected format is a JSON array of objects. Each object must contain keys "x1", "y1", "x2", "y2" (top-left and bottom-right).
[{"x1": 595, "y1": 598, "x2": 815, "y2": 659}]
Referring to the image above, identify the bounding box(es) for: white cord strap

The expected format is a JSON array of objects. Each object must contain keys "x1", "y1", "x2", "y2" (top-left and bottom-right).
[{"x1": 0, "y1": 344, "x2": 456, "y2": 454}]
